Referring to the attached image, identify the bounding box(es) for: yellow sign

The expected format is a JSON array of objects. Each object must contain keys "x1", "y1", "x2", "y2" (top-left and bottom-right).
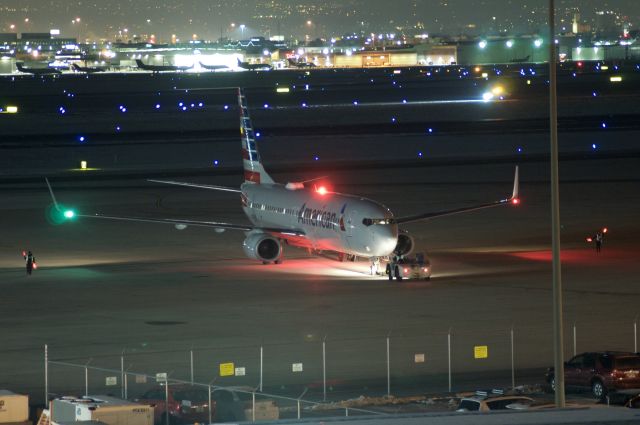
[
  {"x1": 474, "y1": 346, "x2": 488, "y2": 359},
  {"x1": 219, "y1": 362, "x2": 235, "y2": 377}
]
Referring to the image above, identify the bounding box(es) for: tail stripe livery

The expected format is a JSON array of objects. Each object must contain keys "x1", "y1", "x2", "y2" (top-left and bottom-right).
[{"x1": 238, "y1": 88, "x2": 274, "y2": 184}]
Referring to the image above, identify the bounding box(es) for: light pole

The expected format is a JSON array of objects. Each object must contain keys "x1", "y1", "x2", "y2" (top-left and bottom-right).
[
  {"x1": 72, "y1": 17, "x2": 81, "y2": 43},
  {"x1": 549, "y1": 0, "x2": 565, "y2": 408}
]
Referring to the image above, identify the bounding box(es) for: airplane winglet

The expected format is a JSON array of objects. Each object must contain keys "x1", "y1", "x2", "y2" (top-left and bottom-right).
[
  {"x1": 45, "y1": 178, "x2": 61, "y2": 211},
  {"x1": 511, "y1": 166, "x2": 520, "y2": 201}
]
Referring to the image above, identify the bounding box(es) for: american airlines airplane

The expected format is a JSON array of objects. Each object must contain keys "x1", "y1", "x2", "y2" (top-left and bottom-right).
[{"x1": 46, "y1": 88, "x2": 519, "y2": 267}]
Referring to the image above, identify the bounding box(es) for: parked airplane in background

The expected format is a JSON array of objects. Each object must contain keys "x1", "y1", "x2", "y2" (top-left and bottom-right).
[
  {"x1": 510, "y1": 55, "x2": 531, "y2": 63},
  {"x1": 236, "y1": 58, "x2": 272, "y2": 71},
  {"x1": 199, "y1": 62, "x2": 228, "y2": 71},
  {"x1": 71, "y1": 63, "x2": 106, "y2": 73},
  {"x1": 287, "y1": 58, "x2": 316, "y2": 68},
  {"x1": 46, "y1": 88, "x2": 519, "y2": 268},
  {"x1": 16, "y1": 62, "x2": 62, "y2": 75},
  {"x1": 135, "y1": 59, "x2": 193, "y2": 73}
]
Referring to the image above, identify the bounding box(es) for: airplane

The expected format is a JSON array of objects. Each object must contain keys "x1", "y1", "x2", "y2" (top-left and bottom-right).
[
  {"x1": 510, "y1": 55, "x2": 531, "y2": 63},
  {"x1": 198, "y1": 62, "x2": 228, "y2": 71},
  {"x1": 16, "y1": 62, "x2": 62, "y2": 75},
  {"x1": 46, "y1": 88, "x2": 519, "y2": 268},
  {"x1": 236, "y1": 58, "x2": 272, "y2": 71},
  {"x1": 135, "y1": 59, "x2": 193, "y2": 73},
  {"x1": 287, "y1": 58, "x2": 316, "y2": 68},
  {"x1": 71, "y1": 63, "x2": 106, "y2": 73}
]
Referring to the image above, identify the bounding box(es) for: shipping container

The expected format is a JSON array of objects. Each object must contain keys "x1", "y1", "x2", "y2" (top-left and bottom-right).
[{"x1": 0, "y1": 391, "x2": 29, "y2": 424}]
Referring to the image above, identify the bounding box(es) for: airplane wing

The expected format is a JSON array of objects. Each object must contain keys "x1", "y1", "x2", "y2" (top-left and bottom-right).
[
  {"x1": 394, "y1": 166, "x2": 519, "y2": 225},
  {"x1": 147, "y1": 179, "x2": 241, "y2": 193},
  {"x1": 45, "y1": 178, "x2": 305, "y2": 237}
]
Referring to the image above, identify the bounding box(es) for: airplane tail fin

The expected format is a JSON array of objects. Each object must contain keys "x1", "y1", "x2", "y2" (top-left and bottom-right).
[
  {"x1": 238, "y1": 88, "x2": 274, "y2": 184},
  {"x1": 135, "y1": 59, "x2": 145, "y2": 68},
  {"x1": 71, "y1": 63, "x2": 80, "y2": 71}
]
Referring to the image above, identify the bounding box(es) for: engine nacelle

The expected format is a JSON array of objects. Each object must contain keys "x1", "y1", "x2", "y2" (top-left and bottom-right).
[
  {"x1": 393, "y1": 231, "x2": 415, "y2": 256},
  {"x1": 243, "y1": 232, "x2": 283, "y2": 262}
]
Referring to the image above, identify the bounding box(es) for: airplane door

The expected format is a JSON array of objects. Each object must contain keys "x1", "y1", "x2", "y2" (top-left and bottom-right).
[{"x1": 346, "y1": 209, "x2": 356, "y2": 237}]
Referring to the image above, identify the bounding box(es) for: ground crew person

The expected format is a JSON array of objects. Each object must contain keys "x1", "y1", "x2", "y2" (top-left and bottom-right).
[
  {"x1": 595, "y1": 231, "x2": 603, "y2": 253},
  {"x1": 23, "y1": 250, "x2": 36, "y2": 275}
]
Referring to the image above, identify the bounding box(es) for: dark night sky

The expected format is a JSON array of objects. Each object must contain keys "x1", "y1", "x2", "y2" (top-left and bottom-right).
[{"x1": 1, "y1": 1, "x2": 638, "y2": 41}]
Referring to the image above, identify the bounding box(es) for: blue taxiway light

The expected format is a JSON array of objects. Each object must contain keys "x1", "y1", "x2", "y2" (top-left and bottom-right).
[{"x1": 223, "y1": 105, "x2": 229, "y2": 110}]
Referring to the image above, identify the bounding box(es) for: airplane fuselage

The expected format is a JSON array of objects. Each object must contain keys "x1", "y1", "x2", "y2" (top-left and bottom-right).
[{"x1": 241, "y1": 183, "x2": 398, "y2": 257}]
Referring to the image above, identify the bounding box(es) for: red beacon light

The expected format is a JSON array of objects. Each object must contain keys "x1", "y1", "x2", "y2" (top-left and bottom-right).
[
  {"x1": 586, "y1": 237, "x2": 593, "y2": 243},
  {"x1": 511, "y1": 198, "x2": 520, "y2": 205},
  {"x1": 602, "y1": 227, "x2": 608, "y2": 233},
  {"x1": 316, "y1": 186, "x2": 328, "y2": 195}
]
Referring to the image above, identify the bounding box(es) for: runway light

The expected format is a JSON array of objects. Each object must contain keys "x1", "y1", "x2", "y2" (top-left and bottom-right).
[
  {"x1": 301, "y1": 102, "x2": 307, "y2": 107},
  {"x1": 5, "y1": 106, "x2": 18, "y2": 114},
  {"x1": 64, "y1": 209, "x2": 76, "y2": 219},
  {"x1": 482, "y1": 92, "x2": 494, "y2": 102},
  {"x1": 610, "y1": 76, "x2": 622, "y2": 82},
  {"x1": 427, "y1": 128, "x2": 433, "y2": 133},
  {"x1": 353, "y1": 100, "x2": 358, "y2": 105},
  {"x1": 592, "y1": 91, "x2": 597, "y2": 97},
  {"x1": 80, "y1": 160, "x2": 87, "y2": 169},
  {"x1": 601, "y1": 122, "x2": 607, "y2": 128},
  {"x1": 314, "y1": 156, "x2": 319, "y2": 161},
  {"x1": 391, "y1": 117, "x2": 396, "y2": 122},
  {"x1": 263, "y1": 103, "x2": 269, "y2": 108},
  {"x1": 517, "y1": 147, "x2": 523, "y2": 153},
  {"x1": 78, "y1": 136, "x2": 86, "y2": 142},
  {"x1": 213, "y1": 160, "x2": 219, "y2": 166},
  {"x1": 418, "y1": 151, "x2": 423, "y2": 157},
  {"x1": 592, "y1": 143, "x2": 597, "y2": 150},
  {"x1": 116, "y1": 126, "x2": 121, "y2": 131},
  {"x1": 255, "y1": 132, "x2": 261, "y2": 137},
  {"x1": 155, "y1": 103, "x2": 161, "y2": 109},
  {"x1": 276, "y1": 87, "x2": 290, "y2": 93},
  {"x1": 223, "y1": 105, "x2": 229, "y2": 110}
]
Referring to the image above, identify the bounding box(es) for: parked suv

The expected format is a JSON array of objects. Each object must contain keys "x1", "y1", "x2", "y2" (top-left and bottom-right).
[
  {"x1": 546, "y1": 351, "x2": 640, "y2": 399},
  {"x1": 136, "y1": 385, "x2": 245, "y2": 424}
]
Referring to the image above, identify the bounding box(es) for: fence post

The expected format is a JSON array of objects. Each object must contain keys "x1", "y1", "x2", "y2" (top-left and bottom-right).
[
  {"x1": 297, "y1": 400, "x2": 301, "y2": 419},
  {"x1": 44, "y1": 344, "x2": 48, "y2": 404},
  {"x1": 190, "y1": 349, "x2": 194, "y2": 385},
  {"x1": 84, "y1": 366, "x2": 89, "y2": 396},
  {"x1": 259, "y1": 345, "x2": 263, "y2": 392},
  {"x1": 386, "y1": 335, "x2": 391, "y2": 396},
  {"x1": 322, "y1": 337, "x2": 327, "y2": 401},
  {"x1": 120, "y1": 350, "x2": 125, "y2": 399},
  {"x1": 124, "y1": 372, "x2": 128, "y2": 400},
  {"x1": 634, "y1": 317, "x2": 638, "y2": 353},
  {"x1": 208, "y1": 385, "x2": 212, "y2": 425},
  {"x1": 511, "y1": 326, "x2": 515, "y2": 389},
  {"x1": 573, "y1": 322, "x2": 577, "y2": 356},
  {"x1": 165, "y1": 380, "x2": 170, "y2": 425},
  {"x1": 251, "y1": 392, "x2": 256, "y2": 422},
  {"x1": 448, "y1": 329, "x2": 452, "y2": 393},
  {"x1": 345, "y1": 407, "x2": 349, "y2": 417}
]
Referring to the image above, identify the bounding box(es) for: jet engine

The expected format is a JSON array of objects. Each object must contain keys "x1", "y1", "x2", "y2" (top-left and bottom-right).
[
  {"x1": 393, "y1": 230, "x2": 415, "y2": 256},
  {"x1": 243, "y1": 232, "x2": 283, "y2": 263}
]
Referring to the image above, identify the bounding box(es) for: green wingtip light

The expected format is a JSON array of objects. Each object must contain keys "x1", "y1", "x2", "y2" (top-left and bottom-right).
[{"x1": 64, "y1": 210, "x2": 75, "y2": 219}]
